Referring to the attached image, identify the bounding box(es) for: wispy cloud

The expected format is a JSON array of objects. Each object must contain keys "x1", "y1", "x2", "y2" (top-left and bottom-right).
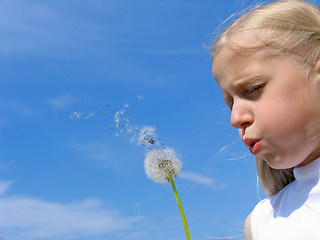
[
  {"x1": 67, "y1": 140, "x2": 142, "y2": 173},
  {"x1": 0, "y1": 0, "x2": 201, "y2": 57},
  {"x1": 47, "y1": 94, "x2": 75, "y2": 110},
  {"x1": 180, "y1": 171, "x2": 215, "y2": 187},
  {"x1": 0, "y1": 100, "x2": 35, "y2": 116},
  {"x1": 0, "y1": 181, "x2": 14, "y2": 195},
  {"x1": 0, "y1": 182, "x2": 144, "y2": 240},
  {"x1": 0, "y1": 0, "x2": 201, "y2": 89},
  {"x1": 0, "y1": 0, "x2": 129, "y2": 57},
  {"x1": 69, "y1": 141, "x2": 112, "y2": 162},
  {"x1": 0, "y1": 0, "x2": 56, "y2": 54}
]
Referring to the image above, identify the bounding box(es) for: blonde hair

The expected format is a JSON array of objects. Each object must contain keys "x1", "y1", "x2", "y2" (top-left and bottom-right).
[
  {"x1": 212, "y1": 0, "x2": 320, "y2": 196},
  {"x1": 256, "y1": 157, "x2": 295, "y2": 196}
]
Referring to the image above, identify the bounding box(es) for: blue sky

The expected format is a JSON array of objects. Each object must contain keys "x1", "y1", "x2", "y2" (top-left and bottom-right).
[{"x1": 0, "y1": 1, "x2": 269, "y2": 239}]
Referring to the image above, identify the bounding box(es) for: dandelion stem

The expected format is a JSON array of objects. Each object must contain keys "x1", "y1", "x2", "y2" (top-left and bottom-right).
[{"x1": 168, "y1": 175, "x2": 192, "y2": 240}]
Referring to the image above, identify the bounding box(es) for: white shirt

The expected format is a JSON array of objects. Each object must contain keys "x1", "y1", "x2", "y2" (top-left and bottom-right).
[{"x1": 251, "y1": 158, "x2": 320, "y2": 240}]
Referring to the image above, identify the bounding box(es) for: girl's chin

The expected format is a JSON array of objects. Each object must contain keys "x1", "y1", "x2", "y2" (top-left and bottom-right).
[
  {"x1": 259, "y1": 154, "x2": 286, "y2": 169},
  {"x1": 263, "y1": 157, "x2": 297, "y2": 170}
]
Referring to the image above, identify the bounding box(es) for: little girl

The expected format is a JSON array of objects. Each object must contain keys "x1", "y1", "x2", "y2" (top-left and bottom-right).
[{"x1": 211, "y1": 0, "x2": 320, "y2": 239}]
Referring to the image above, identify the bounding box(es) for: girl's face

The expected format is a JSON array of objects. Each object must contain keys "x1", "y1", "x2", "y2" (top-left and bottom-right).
[{"x1": 212, "y1": 45, "x2": 320, "y2": 169}]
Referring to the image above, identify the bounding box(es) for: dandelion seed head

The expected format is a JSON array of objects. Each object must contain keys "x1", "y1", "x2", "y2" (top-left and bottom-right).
[{"x1": 144, "y1": 148, "x2": 182, "y2": 183}]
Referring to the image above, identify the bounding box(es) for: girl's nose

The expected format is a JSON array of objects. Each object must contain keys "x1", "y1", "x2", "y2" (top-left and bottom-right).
[{"x1": 230, "y1": 101, "x2": 253, "y2": 129}]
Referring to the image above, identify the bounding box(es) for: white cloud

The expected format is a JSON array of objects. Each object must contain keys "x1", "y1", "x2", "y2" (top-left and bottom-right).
[
  {"x1": 0, "y1": 181, "x2": 147, "y2": 240},
  {"x1": 180, "y1": 172, "x2": 228, "y2": 191},
  {"x1": 47, "y1": 94, "x2": 75, "y2": 110},
  {"x1": 0, "y1": 194, "x2": 143, "y2": 240},
  {"x1": 179, "y1": 171, "x2": 215, "y2": 187}
]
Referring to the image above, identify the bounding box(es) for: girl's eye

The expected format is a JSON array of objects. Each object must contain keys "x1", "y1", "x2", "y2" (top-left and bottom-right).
[
  {"x1": 229, "y1": 101, "x2": 234, "y2": 110},
  {"x1": 247, "y1": 85, "x2": 264, "y2": 96},
  {"x1": 223, "y1": 95, "x2": 234, "y2": 110},
  {"x1": 226, "y1": 98, "x2": 234, "y2": 110}
]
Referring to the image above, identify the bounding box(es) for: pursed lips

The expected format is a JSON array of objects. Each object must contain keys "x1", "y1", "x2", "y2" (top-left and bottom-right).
[{"x1": 243, "y1": 138, "x2": 262, "y2": 155}]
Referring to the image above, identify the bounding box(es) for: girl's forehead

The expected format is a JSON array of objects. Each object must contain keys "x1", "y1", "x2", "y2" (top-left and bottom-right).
[
  {"x1": 212, "y1": 29, "x2": 276, "y2": 59},
  {"x1": 212, "y1": 46, "x2": 248, "y2": 90},
  {"x1": 212, "y1": 44, "x2": 310, "y2": 90},
  {"x1": 212, "y1": 45, "x2": 255, "y2": 82}
]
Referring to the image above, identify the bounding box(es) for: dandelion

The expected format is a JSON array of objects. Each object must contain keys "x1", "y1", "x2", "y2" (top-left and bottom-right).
[
  {"x1": 144, "y1": 148, "x2": 192, "y2": 240},
  {"x1": 144, "y1": 148, "x2": 182, "y2": 183}
]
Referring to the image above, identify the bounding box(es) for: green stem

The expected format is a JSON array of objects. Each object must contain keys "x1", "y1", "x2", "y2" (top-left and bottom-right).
[{"x1": 168, "y1": 175, "x2": 192, "y2": 240}]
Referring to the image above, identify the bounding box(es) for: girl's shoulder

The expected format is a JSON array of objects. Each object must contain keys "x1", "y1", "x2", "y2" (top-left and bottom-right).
[
  {"x1": 250, "y1": 183, "x2": 295, "y2": 239},
  {"x1": 251, "y1": 175, "x2": 320, "y2": 239}
]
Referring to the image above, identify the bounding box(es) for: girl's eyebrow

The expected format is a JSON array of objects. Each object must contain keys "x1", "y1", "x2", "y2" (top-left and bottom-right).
[
  {"x1": 223, "y1": 77, "x2": 253, "y2": 92},
  {"x1": 232, "y1": 75, "x2": 266, "y2": 88}
]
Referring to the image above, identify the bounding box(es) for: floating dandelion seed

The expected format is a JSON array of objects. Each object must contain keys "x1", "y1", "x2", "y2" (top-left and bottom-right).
[
  {"x1": 138, "y1": 126, "x2": 163, "y2": 150},
  {"x1": 67, "y1": 109, "x2": 81, "y2": 119},
  {"x1": 106, "y1": 97, "x2": 163, "y2": 150},
  {"x1": 67, "y1": 109, "x2": 95, "y2": 120},
  {"x1": 144, "y1": 148, "x2": 182, "y2": 183},
  {"x1": 84, "y1": 113, "x2": 94, "y2": 120}
]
